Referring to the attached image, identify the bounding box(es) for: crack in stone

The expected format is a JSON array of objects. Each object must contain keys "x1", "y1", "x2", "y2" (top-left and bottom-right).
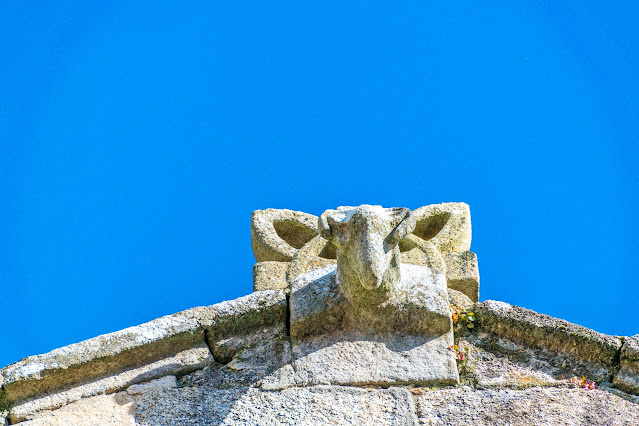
[
  {"x1": 609, "y1": 337, "x2": 626, "y2": 383},
  {"x1": 285, "y1": 293, "x2": 291, "y2": 338},
  {"x1": 202, "y1": 328, "x2": 216, "y2": 363}
]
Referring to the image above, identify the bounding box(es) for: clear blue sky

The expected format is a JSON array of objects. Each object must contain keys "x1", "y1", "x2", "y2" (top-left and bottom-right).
[{"x1": 1, "y1": 1, "x2": 638, "y2": 368}]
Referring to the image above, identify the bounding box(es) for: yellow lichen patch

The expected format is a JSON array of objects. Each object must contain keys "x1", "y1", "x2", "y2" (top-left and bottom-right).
[{"x1": 507, "y1": 371, "x2": 548, "y2": 387}]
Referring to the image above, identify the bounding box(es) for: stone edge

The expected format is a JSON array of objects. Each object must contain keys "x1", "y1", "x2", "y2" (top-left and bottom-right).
[
  {"x1": 614, "y1": 334, "x2": 639, "y2": 395},
  {"x1": 474, "y1": 300, "x2": 623, "y2": 380},
  {"x1": 0, "y1": 290, "x2": 286, "y2": 409},
  {"x1": 2, "y1": 293, "x2": 637, "y2": 424}
]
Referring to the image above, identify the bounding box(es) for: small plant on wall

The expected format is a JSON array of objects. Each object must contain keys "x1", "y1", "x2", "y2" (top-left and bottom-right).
[
  {"x1": 448, "y1": 344, "x2": 468, "y2": 364},
  {"x1": 567, "y1": 376, "x2": 597, "y2": 390},
  {"x1": 450, "y1": 304, "x2": 476, "y2": 333}
]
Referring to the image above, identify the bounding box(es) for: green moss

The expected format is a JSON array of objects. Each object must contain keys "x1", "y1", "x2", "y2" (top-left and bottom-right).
[{"x1": 0, "y1": 388, "x2": 9, "y2": 412}]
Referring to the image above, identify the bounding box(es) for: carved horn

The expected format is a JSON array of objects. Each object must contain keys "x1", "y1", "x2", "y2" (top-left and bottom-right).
[
  {"x1": 318, "y1": 210, "x2": 333, "y2": 240},
  {"x1": 390, "y1": 208, "x2": 415, "y2": 242}
]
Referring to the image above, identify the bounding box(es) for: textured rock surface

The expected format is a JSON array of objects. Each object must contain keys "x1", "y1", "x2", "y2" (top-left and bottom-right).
[
  {"x1": 1, "y1": 290, "x2": 285, "y2": 411},
  {"x1": 318, "y1": 205, "x2": 415, "y2": 295},
  {"x1": 18, "y1": 383, "x2": 639, "y2": 426},
  {"x1": 417, "y1": 387, "x2": 639, "y2": 425},
  {"x1": 290, "y1": 264, "x2": 451, "y2": 339},
  {"x1": 285, "y1": 235, "x2": 337, "y2": 283},
  {"x1": 135, "y1": 386, "x2": 418, "y2": 425},
  {"x1": 251, "y1": 203, "x2": 479, "y2": 303},
  {"x1": 252, "y1": 261, "x2": 289, "y2": 291},
  {"x1": 399, "y1": 234, "x2": 446, "y2": 273},
  {"x1": 475, "y1": 300, "x2": 622, "y2": 380},
  {"x1": 290, "y1": 331, "x2": 458, "y2": 386},
  {"x1": 448, "y1": 288, "x2": 474, "y2": 310},
  {"x1": 126, "y1": 376, "x2": 177, "y2": 395},
  {"x1": 1, "y1": 309, "x2": 204, "y2": 406},
  {"x1": 411, "y1": 202, "x2": 471, "y2": 253},
  {"x1": 459, "y1": 333, "x2": 596, "y2": 388},
  {"x1": 445, "y1": 251, "x2": 479, "y2": 301},
  {"x1": 181, "y1": 325, "x2": 292, "y2": 391},
  {"x1": 195, "y1": 290, "x2": 287, "y2": 340},
  {"x1": 614, "y1": 335, "x2": 639, "y2": 395},
  {"x1": 9, "y1": 345, "x2": 212, "y2": 423},
  {"x1": 20, "y1": 392, "x2": 136, "y2": 426},
  {"x1": 3, "y1": 294, "x2": 639, "y2": 424},
  {"x1": 289, "y1": 265, "x2": 346, "y2": 339},
  {"x1": 251, "y1": 209, "x2": 319, "y2": 262}
]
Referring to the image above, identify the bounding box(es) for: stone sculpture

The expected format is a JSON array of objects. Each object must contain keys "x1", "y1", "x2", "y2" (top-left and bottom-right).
[
  {"x1": 251, "y1": 202, "x2": 479, "y2": 303},
  {"x1": 318, "y1": 206, "x2": 414, "y2": 302},
  {"x1": 285, "y1": 205, "x2": 449, "y2": 338},
  {"x1": 5, "y1": 201, "x2": 639, "y2": 425},
  {"x1": 249, "y1": 203, "x2": 480, "y2": 385}
]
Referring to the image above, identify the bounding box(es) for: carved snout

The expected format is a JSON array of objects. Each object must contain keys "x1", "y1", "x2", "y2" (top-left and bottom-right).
[{"x1": 354, "y1": 233, "x2": 388, "y2": 290}]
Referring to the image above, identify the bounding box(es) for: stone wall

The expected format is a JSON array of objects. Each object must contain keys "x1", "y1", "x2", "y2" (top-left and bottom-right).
[
  {"x1": 2, "y1": 293, "x2": 638, "y2": 425},
  {"x1": 3, "y1": 203, "x2": 637, "y2": 424}
]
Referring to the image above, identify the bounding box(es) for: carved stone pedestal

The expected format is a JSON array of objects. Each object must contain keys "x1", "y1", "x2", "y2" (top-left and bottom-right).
[{"x1": 289, "y1": 263, "x2": 459, "y2": 386}]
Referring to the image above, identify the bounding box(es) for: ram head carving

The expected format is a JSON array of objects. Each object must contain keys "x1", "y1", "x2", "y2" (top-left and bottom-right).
[{"x1": 251, "y1": 202, "x2": 478, "y2": 302}]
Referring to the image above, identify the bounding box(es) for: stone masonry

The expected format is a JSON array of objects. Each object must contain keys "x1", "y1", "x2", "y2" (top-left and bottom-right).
[{"x1": 1, "y1": 203, "x2": 637, "y2": 425}]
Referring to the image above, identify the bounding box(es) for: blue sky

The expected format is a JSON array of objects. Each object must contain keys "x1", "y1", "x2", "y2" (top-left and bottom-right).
[{"x1": 1, "y1": 1, "x2": 638, "y2": 368}]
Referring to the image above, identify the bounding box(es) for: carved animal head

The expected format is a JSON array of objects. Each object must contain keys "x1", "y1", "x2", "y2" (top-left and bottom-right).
[{"x1": 319, "y1": 205, "x2": 415, "y2": 291}]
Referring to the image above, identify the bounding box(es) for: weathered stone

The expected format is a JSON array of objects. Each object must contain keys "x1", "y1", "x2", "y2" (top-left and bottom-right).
[
  {"x1": 291, "y1": 331, "x2": 459, "y2": 386},
  {"x1": 1, "y1": 309, "x2": 204, "y2": 406},
  {"x1": 448, "y1": 288, "x2": 474, "y2": 310},
  {"x1": 417, "y1": 387, "x2": 639, "y2": 425},
  {"x1": 411, "y1": 202, "x2": 471, "y2": 253},
  {"x1": 252, "y1": 261, "x2": 289, "y2": 291},
  {"x1": 475, "y1": 300, "x2": 622, "y2": 379},
  {"x1": 250, "y1": 203, "x2": 478, "y2": 299},
  {"x1": 0, "y1": 389, "x2": 7, "y2": 425},
  {"x1": 251, "y1": 203, "x2": 473, "y2": 267},
  {"x1": 286, "y1": 235, "x2": 336, "y2": 283},
  {"x1": 289, "y1": 264, "x2": 451, "y2": 339},
  {"x1": 126, "y1": 376, "x2": 177, "y2": 395},
  {"x1": 614, "y1": 335, "x2": 639, "y2": 395},
  {"x1": 251, "y1": 209, "x2": 319, "y2": 262},
  {"x1": 134, "y1": 385, "x2": 418, "y2": 425},
  {"x1": 459, "y1": 333, "x2": 604, "y2": 388},
  {"x1": 399, "y1": 235, "x2": 446, "y2": 273},
  {"x1": 9, "y1": 345, "x2": 212, "y2": 423},
  {"x1": 11, "y1": 201, "x2": 639, "y2": 424},
  {"x1": 289, "y1": 265, "x2": 347, "y2": 339},
  {"x1": 259, "y1": 364, "x2": 296, "y2": 391},
  {"x1": 286, "y1": 205, "x2": 453, "y2": 344},
  {"x1": 445, "y1": 251, "x2": 479, "y2": 301},
  {"x1": 0, "y1": 290, "x2": 284, "y2": 408},
  {"x1": 179, "y1": 325, "x2": 292, "y2": 391},
  {"x1": 19, "y1": 392, "x2": 136, "y2": 426},
  {"x1": 195, "y1": 290, "x2": 287, "y2": 340},
  {"x1": 20, "y1": 383, "x2": 639, "y2": 426},
  {"x1": 318, "y1": 205, "x2": 415, "y2": 296}
]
